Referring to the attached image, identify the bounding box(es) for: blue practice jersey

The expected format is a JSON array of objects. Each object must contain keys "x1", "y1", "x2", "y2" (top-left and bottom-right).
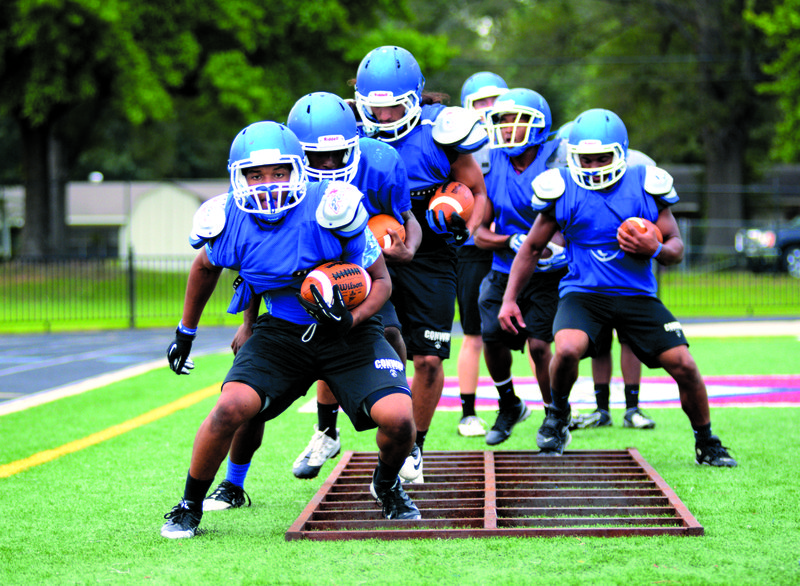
[
  {"x1": 532, "y1": 166, "x2": 678, "y2": 297},
  {"x1": 390, "y1": 104, "x2": 452, "y2": 195},
  {"x1": 192, "y1": 181, "x2": 380, "y2": 323},
  {"x1": 486, "y1": 140, "x2": 560, "y2": 273},
  {"x1": 348, "y1": 137, "x2": 411, "y2": 223}
]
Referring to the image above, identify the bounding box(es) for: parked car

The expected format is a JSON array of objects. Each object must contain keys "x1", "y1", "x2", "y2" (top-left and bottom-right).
[{"x1": 735, "y1": 216, "x2": 800, "y2": 278}]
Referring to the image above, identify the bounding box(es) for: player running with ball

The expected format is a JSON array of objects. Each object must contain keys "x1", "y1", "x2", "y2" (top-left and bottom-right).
[
  {"x1": 498, "y1": 108, "x2": 737, "y2": 466},
  {"x1": 161, "y1": 121, "x2": 420, "y2": 538}
]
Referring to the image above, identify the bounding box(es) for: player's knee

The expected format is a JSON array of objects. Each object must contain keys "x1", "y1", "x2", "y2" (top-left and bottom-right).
[
  {"x1": 413, "y1": 354, "x2": 442, "y2": 377},
  {"x1": 372, "y1": 396, "x2": 415, "y2": 441},
  {"x1": 527, "y1": 339, "x2": 552, "y2": 364},
  {"x1": 383, "y1": 326, "x2": 405, "y2": 357},
  {"x1": 662, "y1": 347, "x2": 701, "y2": 384}
]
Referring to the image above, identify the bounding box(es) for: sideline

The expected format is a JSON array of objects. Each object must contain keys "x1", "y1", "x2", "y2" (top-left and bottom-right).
[{"x1": 0, "y1": 384, "x2": 219, "y2": 478}]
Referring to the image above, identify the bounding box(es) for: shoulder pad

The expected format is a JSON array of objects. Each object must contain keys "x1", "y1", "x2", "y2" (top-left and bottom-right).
[
  {"x1": 316, "y1": 181, "x2": 369, "y2": 237},
  {"x1": 189, "y1": 193, "x2": 228, "y2": 249},
  {"x1": 643, "y1": 166, "x2": 679, "y2": 206},
  {"x1": 431, "y1": 107, "x2": 488, "y2": 153},
  {"x1": 643, "y1": 166, "x2": 673, "y2": 194},
  {"x1": 627, "y1": 149, "x2": 657, "y2": 167},
  {"x1": 531, "y1": 168, "x2": 566, "y2": 209}
]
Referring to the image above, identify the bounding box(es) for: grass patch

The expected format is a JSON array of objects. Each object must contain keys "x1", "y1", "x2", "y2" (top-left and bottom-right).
[{"x1": 1, "y1": 338, "x2": 799, "y2": 585}]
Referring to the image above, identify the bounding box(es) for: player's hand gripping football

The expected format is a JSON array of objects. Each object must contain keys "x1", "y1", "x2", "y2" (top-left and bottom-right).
[
  {"x1": 167, "y1": 329, "x2": 195, "y2": 375},
  {"x1": 426, "y1": 209, "x2": 470, "y2": 246},
  {"x1": 296, "y1": 284, "x2": 354, "y2": 338}
]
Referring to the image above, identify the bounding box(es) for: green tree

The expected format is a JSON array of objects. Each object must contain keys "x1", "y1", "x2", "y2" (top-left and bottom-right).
[
  {"x1": 0, "y1": 0, "x2": 442, "y2": 257},
  {"x1": 746, "y1": 0, "x2": 800, "y2": 162},
  {"x1": 427, "y1": 0, "x2": 777, "y2": 247}
]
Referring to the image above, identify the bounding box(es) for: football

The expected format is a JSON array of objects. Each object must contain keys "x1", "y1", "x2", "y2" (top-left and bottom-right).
[
  {"x1": 428, "y1": 181, "x2": 474, "y2": 225},
  {"x1": 621, "y1": 217, "x2": 663, "y2": 243},
  {"x1": 368, "y1": 214, "x2": 406, "y2": 250},
  {"x1": 301, "y1": 261, "x2": 371, "y2": 309}
]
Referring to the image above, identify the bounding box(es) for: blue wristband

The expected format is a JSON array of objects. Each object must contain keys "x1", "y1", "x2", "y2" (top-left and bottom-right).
[
  {"x1": 177, "y1": 321, "x2": 197, "y2": 336},
  {"x1": 652, "y1": 242, "x2": 664, "y2": 259}
]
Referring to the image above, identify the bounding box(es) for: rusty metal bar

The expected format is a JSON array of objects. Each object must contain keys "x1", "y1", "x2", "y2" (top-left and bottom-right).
[{"x1": 285, "y1": 449, "x2": 703, "y2": 541}]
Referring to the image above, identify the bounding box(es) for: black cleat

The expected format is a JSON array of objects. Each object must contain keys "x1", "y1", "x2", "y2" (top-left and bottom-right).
[
  {"x1": 696, "y1": 435, "x2": 737, "y2": 467},
  {"x1": 485, "y1": 400, "x2": 531, "y2": 446},
  {"x1": 370, "y1": 469, "x2": 421, "y2": 520},
  {"x1": 203, "y1": 480, "x2": 252, "y2": 511},
  {"x1": 161, "y1": 500, "x2": 203, "y2": 539}
]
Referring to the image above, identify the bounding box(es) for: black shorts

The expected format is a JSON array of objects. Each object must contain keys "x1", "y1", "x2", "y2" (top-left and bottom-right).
[
  {"x1": 552, "y1": 292, "x2": 689, "y2": 368},
  {"x1": 375, "y1": 299, "x2": 401, "y2": 331},
  {"x1": 479, "y1": 268, "x2": 565, "y2": 350},
  {"x1": 595, "y1": 327, "x2": 631, "y2": 355},
  {"x1": 389, "y1": 249, "x2": 457, "y2": 359},
  {"x1": 224, "y1": 315, "x2": 410, "y2": 431},
  {"x1": 456, "y1": 245, "x2": 493, "y2": 336}
]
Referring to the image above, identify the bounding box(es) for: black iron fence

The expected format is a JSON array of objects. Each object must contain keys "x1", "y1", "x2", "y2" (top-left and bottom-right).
[{"x1": 1, "y1": 223, "x2": 798, "y2": 332}]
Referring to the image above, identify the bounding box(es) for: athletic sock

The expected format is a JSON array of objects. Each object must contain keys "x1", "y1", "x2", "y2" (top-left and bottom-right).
[
  {"x1": 594, "y1": 383, "x2": 610, "y2": 412},
  {"x1": 374, "y1": 457, "x2": 403, "y2": 486},
  {"x1": 692, "y1": 422, "x2": 713, "y2": 443},
  {"x1": 415, "y1": 429, "x2": 428, "y2": 453},
  {"x1": 551, "y1": 389, "x2": 570, "y2": 414},
  {"x1": 494, "y1": 376, "x2": 519, "y2": 409},
  {"x1": 317, "y1": 401, "x2": 340, "y2": 439},
  {"x1": 225, "y1": 460, "x2": 251, "y2": 489},
  {"x1": 184, "y1": 471, "x2": 214, "y2": 509},
  {"x1": 624, "y1": 384, "x2": 640, "y2": 410},
  {"x1": 460, "y1": 393, "x2": 477, "y2": 418}
]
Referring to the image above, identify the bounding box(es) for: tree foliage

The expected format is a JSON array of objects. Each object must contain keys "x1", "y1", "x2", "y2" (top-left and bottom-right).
[
  {"x1": 0, "y1": 0, "x2": 446, "y2": 255},
  {"x1": 746, "y1": 0, "x2": 800, "y2": 162}
]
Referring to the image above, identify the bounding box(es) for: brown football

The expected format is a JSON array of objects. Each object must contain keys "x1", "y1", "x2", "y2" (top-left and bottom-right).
[
  {"x1": 428, "y1": 181, "x2": 474, "y2": 225},
  {"x1": 368, "y1": 214, "x2": 406, "y2": 250},
  {"x1": 300, "y1": 261, "x2": 371, "y2": 309},
  {"x1": 621, "y1": 217, "x2": 663, "y2": 243}
]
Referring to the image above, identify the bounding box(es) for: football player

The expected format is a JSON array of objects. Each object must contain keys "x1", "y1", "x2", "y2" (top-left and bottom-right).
[
  {"x1": 552, "y1": 120, "x2": 655, "y2": 431},
  {"x1": 160, "y1": 121, "x2": 421, "y2": 539},
  {"x1": 452, "y1": 72, "x2": 509, "y2": 438},
  {"x1": 201, "y1": 93, "x2": 422, "y2": 511},
  {"x1": 473, "y1": 88, "x2": 568, "y2": 445},
  {"x1": 498, "y1": 108, "x2": 737, "y2": 466},
  {"x1": 354, "y1": 46, "x2": 490, "y2": 482}
]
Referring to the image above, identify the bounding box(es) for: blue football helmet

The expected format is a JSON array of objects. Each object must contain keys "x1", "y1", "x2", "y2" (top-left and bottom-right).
[
  {"x1": 486, "y1": 88, "x2": 552, "y2": 156},
  {"x1": 460, "y1": 71, "x2": 508, "y2": 121},
  {"x1": 228, "y1": 121, "x2": 308, "y2": 223},
  {"x1": 567, "y1": 108, "x2": 629, "y2": 190},
  {"x1": 287, "y1": 92, "x2": 361, "y2": 183},
  {"x1": 354, "y1": 46, "x2": 425, "y2": 142}
]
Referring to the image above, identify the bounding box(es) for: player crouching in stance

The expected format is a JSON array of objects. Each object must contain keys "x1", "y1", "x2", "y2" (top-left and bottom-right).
[
  {"x1": 498, "y1": 108, "x2": 736, "y2": 467},
  {"x1": 161, "y1": 122, "x2": 420, "y2": 539}
]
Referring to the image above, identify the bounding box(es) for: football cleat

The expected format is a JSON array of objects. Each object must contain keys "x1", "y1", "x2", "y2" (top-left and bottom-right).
[
  {"x1": 696, "y1": 436, "x2": 737, "y2": 467},
  {"x1": 203, "y1": 480, "x2": 251, "y2": 511},
  {"x1": 571, "y1": 409, "x2": 612, "y2": 429},
  {"x1": 458, "y1": 415, "x2": 487, "y2": 437},
  {"x1": 485, "y1": 400, "x2": 531, "y2": 446},
  {"x1": 161, "y1": 500, "x2": 203, "y2": 539},
  {"x1": 399, "y1": 443, "x2": 424, "y2": 484},
  {"x1": 292, "y1": 425, "x2": 341, "y2": 479},
  {"x1": 370, "y1": 470, "x2": 422, "y2": 520},
  {"x1": 623, "y1": 407, "x2": 656, "y2": 429},
  {"x1": 536, "y1": 408, "x2": 572, "y2": 456}
]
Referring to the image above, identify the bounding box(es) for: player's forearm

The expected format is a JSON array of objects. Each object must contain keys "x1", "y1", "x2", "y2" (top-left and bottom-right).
[
  {"x1": 351, "y1": 275, "x2": 390, "y2": 326},
  {"x1": 503, "y1": 247, "x2": 539, "y2": 303},
  {"x1": 474, "y1": 224, "x2": 509, "y2": 250},
  {"x1": 181, "y1": 256, "x2": 222, "y2": 328},
  {"x1": 654, "y1": 235, "x2": 684, "y2": 266},
  {"x1": 401, "y1": 211, "x2": 423, "y2": 256}
]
